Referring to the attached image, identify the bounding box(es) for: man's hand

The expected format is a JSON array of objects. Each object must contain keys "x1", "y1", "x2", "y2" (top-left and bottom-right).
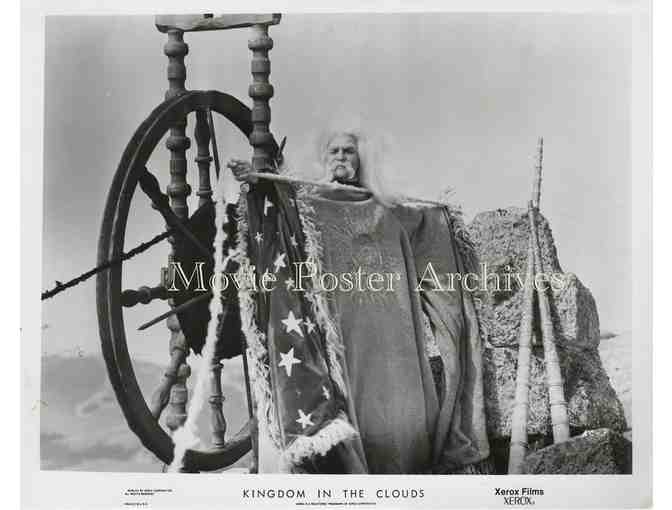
[{"x1": 226, "y1": 158, "x2": 258, "y2": 183}]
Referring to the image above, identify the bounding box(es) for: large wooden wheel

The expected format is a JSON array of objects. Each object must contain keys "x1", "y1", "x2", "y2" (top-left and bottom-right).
[{"x1": 97, "y1": 90, "x2": 276, "y2": 472}]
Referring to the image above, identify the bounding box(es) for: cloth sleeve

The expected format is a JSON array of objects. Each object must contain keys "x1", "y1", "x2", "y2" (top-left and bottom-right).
[{"x1": 409, "y1": 207, "x2": 490, "y2": 471}]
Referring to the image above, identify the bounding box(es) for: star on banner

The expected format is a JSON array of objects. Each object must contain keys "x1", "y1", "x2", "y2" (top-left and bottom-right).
[
  {"x1": 296, "y1": 409, "x2": 315, "y2": 430},
  {"x1": 285, "y1": 278, "x2": 295, "y2": 291},
  {"x1": 278, "y1": 347, "x2": 302, "y2": 377},
  {"x1": 273, "y1": 252, "x2": 287, "y2": 273},
  {"x1": 264, "y1": 197, "x2": 274, "y2": 216},
  {"x1": 304, "y1": 317, "x2": 316, "y2": 334},
  {"x1": 281, "y1": 310, "x2": 304, "y2": 337},
  {"x1": 254, "y1": 232, "x2": 263, "y2": 244},
  {"x1": 322, "y1": 386, "x2": 330, "y2": 400}
]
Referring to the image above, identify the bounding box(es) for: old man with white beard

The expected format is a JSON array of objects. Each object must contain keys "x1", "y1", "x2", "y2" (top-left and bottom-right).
[{"x1": 227, "y1": 128, "x2": 489, "y2": 474}]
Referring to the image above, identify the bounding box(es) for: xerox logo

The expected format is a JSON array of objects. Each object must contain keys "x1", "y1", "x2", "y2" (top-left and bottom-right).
[{"x1": 494, "y1": 487, "x2": 544, "y2": 506}]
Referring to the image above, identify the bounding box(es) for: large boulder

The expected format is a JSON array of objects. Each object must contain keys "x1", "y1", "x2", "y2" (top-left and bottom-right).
[
  {"x1": 522, "y1": 428, "x2": 632, "y2": 474},
  {"x1": 467, "y1": 207, "x2": 627, "y2": 442}
]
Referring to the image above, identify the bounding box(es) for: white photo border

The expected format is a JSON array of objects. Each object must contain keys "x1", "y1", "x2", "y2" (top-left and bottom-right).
[{"x1": 21, "y1": 0, "x2": 652, "y2": 508}]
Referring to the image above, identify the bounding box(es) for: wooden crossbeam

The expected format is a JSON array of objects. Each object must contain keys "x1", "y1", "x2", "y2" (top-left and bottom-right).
[{"x1": 155, "y1": 14, "x2": 281, "y2": 33}]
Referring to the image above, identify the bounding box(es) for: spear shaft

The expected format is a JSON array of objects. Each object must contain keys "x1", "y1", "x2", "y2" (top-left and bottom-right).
[{"x1": 247, "y1": 171, "x2": 453, "y2": 208}]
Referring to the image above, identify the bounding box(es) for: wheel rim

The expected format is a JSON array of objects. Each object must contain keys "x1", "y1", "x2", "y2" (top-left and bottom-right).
[{"x1": 97, "y1": 90, "x2": 270, "y2": 471}]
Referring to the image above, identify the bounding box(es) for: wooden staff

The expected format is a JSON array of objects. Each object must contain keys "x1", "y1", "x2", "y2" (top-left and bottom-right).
[
  {"x1": 247, "y1": 171, "x2": 454, "y2": 207},
  {"x1": 507, "y1": 220, "x2": 536, "y2": 474},
  {"x1": 529, "y1": 201, "x2": 570, "y2": 443},
  {"x1": 532, "y1": 137, "x2": 543, "y2": 208}
]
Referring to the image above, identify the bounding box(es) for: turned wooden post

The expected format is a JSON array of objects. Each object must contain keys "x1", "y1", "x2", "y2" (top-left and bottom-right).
[
  {"x1": 162, "y1": 28, "x2": 193, "y2": 446},
  {"x1": 194, "y1": 110, "x2": 213, "y2": 207},
  {"x1": 248, "y1": 23, "x2": 275, "y2": 173},
  {"x1": 208, "y1": 356, "x2": 227, "y2": 448},
  {"x1": 243, "y1": 21, "x2": 277, "y2": 472},
  {"x1": 164, "y1": 319, "x2": 191, "y2": 432},
  {"x1": 164, "y1": 29, "x2": 192, "y2": 218}
]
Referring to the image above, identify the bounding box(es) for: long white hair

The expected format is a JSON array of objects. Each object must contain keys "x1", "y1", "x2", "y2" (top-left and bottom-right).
[{"x1": 312, "y1": 125, "x2": 400, "y2": 207}]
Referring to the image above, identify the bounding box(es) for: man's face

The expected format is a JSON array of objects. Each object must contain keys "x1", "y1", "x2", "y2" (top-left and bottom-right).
[{"x1": 325, "y1": 134, "x2": 360, "y2": 184}]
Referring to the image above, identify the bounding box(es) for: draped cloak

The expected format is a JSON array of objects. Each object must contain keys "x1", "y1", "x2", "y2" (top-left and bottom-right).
[{"x1": 247, "y1": 188, "x2": 489, "y2": 474}]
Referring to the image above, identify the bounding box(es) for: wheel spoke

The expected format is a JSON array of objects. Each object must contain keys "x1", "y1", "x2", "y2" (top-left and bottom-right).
[
  {"x1": 206, "y1": 108, "x2": 221, "y2": 180},
  {"x1": 139, "y1": 167, "x2": 214, "y2": 262},
  {"x1": 137, "y1": 291, "x2": 212, "y2": 331},
  {"x1": 138, "y1": 165, "x2": 170, "y2": 211}
]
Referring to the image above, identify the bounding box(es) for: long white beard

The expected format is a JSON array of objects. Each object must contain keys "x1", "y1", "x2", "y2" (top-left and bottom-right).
[{"x1": 329, "y1": 163, "x2": 357, "y2": 183}]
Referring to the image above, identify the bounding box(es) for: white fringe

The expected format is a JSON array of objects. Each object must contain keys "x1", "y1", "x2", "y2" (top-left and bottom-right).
[
  {"x1": 168, "y1": 168, "x2": 229, "y2": 472},
  {"x1": 231, "y1": 193, "x2": 283, "y2": 449},
  {"x1": 281, "y1": 413, "x2": 358, "y2": 468}
]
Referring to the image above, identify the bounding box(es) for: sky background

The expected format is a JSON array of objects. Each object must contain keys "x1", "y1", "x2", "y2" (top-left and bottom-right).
[{"x1": 42, "y1": 13, "x2": 632, "y2": 365}]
